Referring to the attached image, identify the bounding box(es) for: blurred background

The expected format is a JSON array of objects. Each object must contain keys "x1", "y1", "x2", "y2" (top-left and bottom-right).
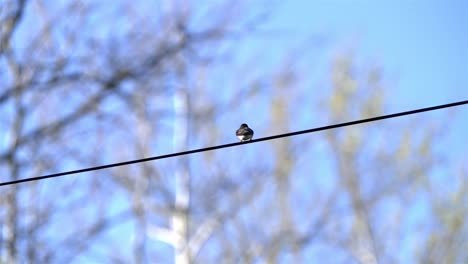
[{"x1": 0, "y1": 0, "x2": 467, "y2": 263}]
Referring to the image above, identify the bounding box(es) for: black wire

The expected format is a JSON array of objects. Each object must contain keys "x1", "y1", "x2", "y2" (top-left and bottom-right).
[{"x1": 1, "y1": 100, "x2": 467, "y2": 187}]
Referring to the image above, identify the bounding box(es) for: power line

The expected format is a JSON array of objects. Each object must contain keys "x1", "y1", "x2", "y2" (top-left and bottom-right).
[{"x1": 1, "y1": 100, "x2": 467, "y2": 187}]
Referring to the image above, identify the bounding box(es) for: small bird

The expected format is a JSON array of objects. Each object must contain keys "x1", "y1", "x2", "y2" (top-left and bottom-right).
[{"x1": 236, "y1": 123, "x2": 254, "y2": 142}]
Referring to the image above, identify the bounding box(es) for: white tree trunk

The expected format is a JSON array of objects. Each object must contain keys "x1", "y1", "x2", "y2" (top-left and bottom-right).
[{"x1": 172, "y1": 88, "x2": 190, "y2": 264}]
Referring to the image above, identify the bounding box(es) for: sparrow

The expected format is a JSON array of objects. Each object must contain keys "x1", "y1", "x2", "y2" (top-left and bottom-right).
[{"x1": 236, "y1": 123, "x2": 254, "y2": 142}]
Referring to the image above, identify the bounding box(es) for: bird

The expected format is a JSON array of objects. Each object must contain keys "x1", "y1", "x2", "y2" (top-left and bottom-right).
[{"x1": 236, "y1": 123, "x2": 254, "y2": 142}]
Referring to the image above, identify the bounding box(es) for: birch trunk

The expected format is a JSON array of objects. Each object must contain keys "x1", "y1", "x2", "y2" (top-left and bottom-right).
[{"x1": 172, "y1": 88, "x2": 191, "y2": 264}]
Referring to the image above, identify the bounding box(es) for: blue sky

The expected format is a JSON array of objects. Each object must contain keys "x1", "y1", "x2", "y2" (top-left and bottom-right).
[
  {"x1": 258, "y1": 0, "x2": 468, "y2": 160},
  {"x1": 268, "y1": 0, "x2": 468, "y2": 104}
]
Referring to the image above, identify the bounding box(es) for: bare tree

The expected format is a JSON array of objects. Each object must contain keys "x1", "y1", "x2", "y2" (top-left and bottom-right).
[
  {"x1": 0, "y1": 0, "x2": 269, "y2": 263},
  {"x1": 417, "y1": 167, "x2": 468, "y2": 264}
]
